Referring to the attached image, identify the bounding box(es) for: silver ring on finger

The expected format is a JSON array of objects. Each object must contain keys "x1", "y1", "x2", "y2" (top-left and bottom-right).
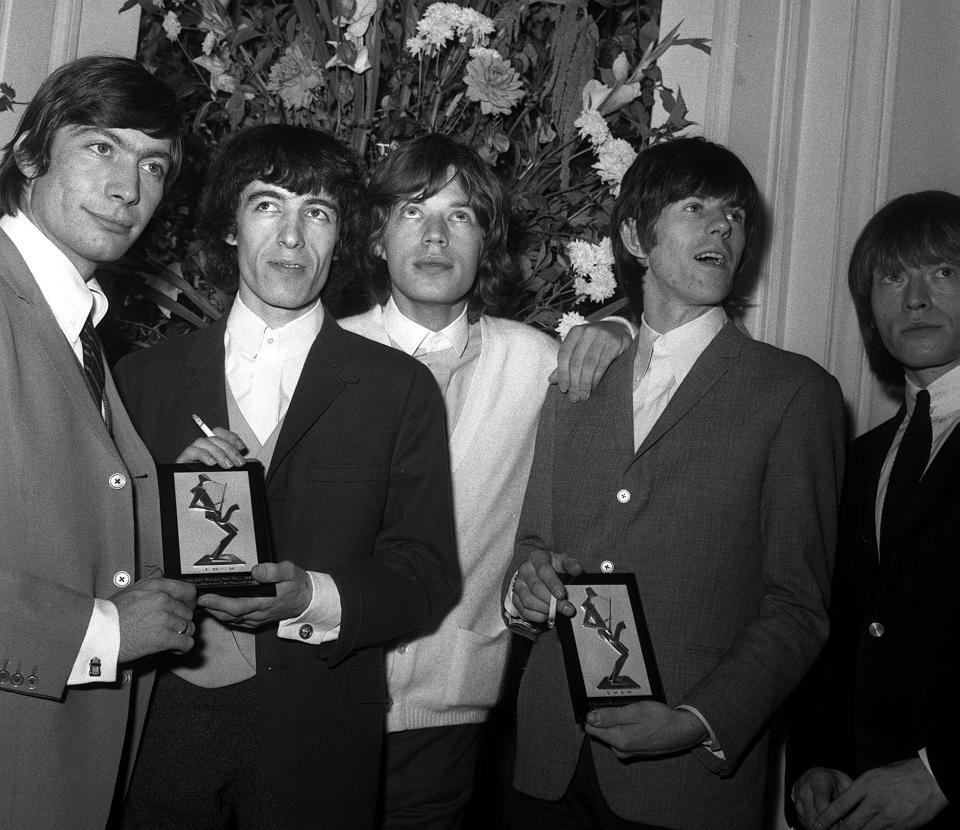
[{"x1": 177, "y1": 619, "x2": 188, "y2": 636}]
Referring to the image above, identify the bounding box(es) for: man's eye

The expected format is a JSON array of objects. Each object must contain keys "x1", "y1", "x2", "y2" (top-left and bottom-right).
[
  {"x1": 91, "y1": 142, "x2": 111, "y2": 156},
  {"x1": 682, "y1": 202, "x2": 702, "y2": 213},
  {"x1": 879, "y1": 272, "x2": 903, "y2": 285},
  {"x1": 726, "y1": 208, "x2": 745, "y2": 223},
  {"x1": 401, "y1": 206, "x2": 421, "y2": 218},
  {"x1": 451, "y1": 211, "x2": 473, "y2": 223},
  {"x1": 935, "y1": 266, "x2": 955, "y2": 279},
  {"x1": 142, "y1": 161, "x2": 166, "y2": 179},
  {"x1": 307, "y1": 208, "x2": 333, "y2": 222},
  {"x1": 254, "y1": 201, "x2": 278, "y2": 212}
]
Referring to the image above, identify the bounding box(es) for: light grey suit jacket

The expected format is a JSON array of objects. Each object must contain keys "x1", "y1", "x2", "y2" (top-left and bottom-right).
[
  {"x1": 509, "y1": 321, "x2": 846, "y2": 829},
  {"x1": 0, "y1": 228, "x2": 161, "y2": 829}
]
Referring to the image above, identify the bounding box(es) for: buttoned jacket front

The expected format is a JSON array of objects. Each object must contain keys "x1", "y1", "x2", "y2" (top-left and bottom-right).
[
  {"x1": 0, "y1": 228, "x2": 161, "y2": 829},
  {"x1": 509, "y1": 320, "x2": 846, "y2": 829}
]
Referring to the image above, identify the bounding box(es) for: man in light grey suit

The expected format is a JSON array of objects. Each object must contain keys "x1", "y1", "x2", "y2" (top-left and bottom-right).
[
  {"x1": 0, "y1": 57, "x2": 197, "y2": 829},
  {"x1": 507, "y1": 137, "x2": 846, "y2": 829}
]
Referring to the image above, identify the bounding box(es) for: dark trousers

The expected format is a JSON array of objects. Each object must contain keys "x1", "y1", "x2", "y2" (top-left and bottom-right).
[
  {"x1": 380, "y1": 723, "x2": 481, "y2": 830},
  {"x1": 121, "y1": 671, "x2": 287, "y2": 830},
  {"x1": 509, "y1": 738, "x2": 674, "y2": 830}
]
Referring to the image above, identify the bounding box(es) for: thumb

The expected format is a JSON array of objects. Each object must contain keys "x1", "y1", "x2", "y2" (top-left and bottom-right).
[{"x1": 251, "y1": 562, "x2": 283, "y2": 583}]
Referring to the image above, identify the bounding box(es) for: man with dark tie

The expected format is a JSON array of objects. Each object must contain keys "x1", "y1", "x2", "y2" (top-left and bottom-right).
[
  {"x1": 788, "y1": 191, "x2": 958, "y2": 830},
  {"x1": 0, "y1": 57, "x2": 196, "y2": 829}
]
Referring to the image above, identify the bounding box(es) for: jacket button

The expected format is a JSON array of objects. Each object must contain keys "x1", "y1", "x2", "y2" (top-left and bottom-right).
[
  {"x1": 396, "y1": 642, "x2": 408, "y2": 654},
  {"x1": 600, "y1": 560, "x2": 614, "y2": 574},
  {"x1": 11, "y1": 671, "x2": 23, "y2": 686},
  {"x1": 109, "y1": 473, "x2": 127, "y2": 489},
  {"x1": 868, "y1": 621, "x2": 885, "y2": 638},
  {"x1": 298, "y1": 624, "x2": 313, "y2": 640},
  {"x1": 121, "y1": 670, "x2": 132, "y2": 686},
  {"x1": 113, "y1": 571, "x2": 131, "y2": 588},
  {"x1": 616, "y1": 489, "x2": 631, "y2": 503}
]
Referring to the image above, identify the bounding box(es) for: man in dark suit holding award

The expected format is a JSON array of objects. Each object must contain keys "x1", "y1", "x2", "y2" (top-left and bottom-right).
[
  {"x1": 115, "y1": 125, "x2": 459, "y2": 829},
  {"x1": 787, "y1": 191, "x2": 959, "y2": 830},
  {"x1": 506, "y1": 137, "x2": 846, "y2": 829},
  {"x1": 0, "y1": 57, "x2": 198, "y2": 829}
]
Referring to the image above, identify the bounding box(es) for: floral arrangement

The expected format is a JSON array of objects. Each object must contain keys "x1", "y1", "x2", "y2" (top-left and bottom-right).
[{"x1": 111, "y1": 0, "x2": 705, "y2": 346}]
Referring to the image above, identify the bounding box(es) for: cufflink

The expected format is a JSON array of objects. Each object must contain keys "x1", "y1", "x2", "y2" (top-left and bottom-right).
[
  {"x1": 298, "y1": 624, "x2": 313, "y2": 640},
  {"x1": 89, "y1": 657, "x2": 102, "y2": 677}
]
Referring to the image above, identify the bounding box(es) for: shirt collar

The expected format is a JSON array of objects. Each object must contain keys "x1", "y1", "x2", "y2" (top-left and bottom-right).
[
  {"x1": 225, "y1": 294, "x2": 324, "y2": 358},
  {"x1": 0, "y1": 211, "x2": 108, "y2": 343},
  {"x1": 381, "y1": 296, "x2": 470, "y2": 357},
  {"x1": 637, "y1": 305, "x2": 726, "y2": 385},
  {"x1": 906, "y1": 362, "x2": 960, "y2": 419}
]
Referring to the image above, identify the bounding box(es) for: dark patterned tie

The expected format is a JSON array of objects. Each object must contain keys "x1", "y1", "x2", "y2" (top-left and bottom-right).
[
  {"x1": 880, "y1": 388, "x2": 931, "y2": 555},
  {"x1": 79, "y1": 315, "x2": 112, "y2": 433}
]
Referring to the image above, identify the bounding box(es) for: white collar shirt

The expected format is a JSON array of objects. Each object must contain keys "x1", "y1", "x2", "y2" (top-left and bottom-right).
[
  {"x1": 224, "y1": 295, "x2": 324, "y2": 444},
  {"x1": 631, "y1": 305, "x2": 726, "y2": 451},
  {"x1": 0, "y1": 211, "x2": 108, "y2": 362}
]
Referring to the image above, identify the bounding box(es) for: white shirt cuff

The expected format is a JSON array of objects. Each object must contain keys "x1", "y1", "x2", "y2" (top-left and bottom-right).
[
  {"x1": 676, "y1": 703, "x2": 726, "y2": 759},
  {"x1": 277, "y1": 570, "x2": 341, "y2": 644},
  {"x1": 68, "y1": 599, "x2": 120, "y2": 685},
  {"x1": 918, "y1": 747, "x2": 936, "y2": 781}
]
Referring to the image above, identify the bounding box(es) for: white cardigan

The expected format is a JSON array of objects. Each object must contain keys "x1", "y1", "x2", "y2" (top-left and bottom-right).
[{"x1": 339, "y1": 307, "x2": 558, "y2": 729}]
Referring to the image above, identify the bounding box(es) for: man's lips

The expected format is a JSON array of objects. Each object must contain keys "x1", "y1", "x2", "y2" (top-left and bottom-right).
[
  {"x1": 85, "y1": 209, "x2": 134, "y2": 233},
  {"x1": 899, "y1": 322, "x2": 940, "y2": 336},
  {"x1": 414, "y1": 257, "x2": 453, "y2": 271}
]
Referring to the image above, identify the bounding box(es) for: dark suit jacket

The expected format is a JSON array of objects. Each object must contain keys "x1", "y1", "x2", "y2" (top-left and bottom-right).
[
  {"x1": 787, "y1": 409, "x2": 959, "y2": 828},
  {"x1": 508, "y1": 321, "x2": 846, "y2": 829},
  {"x1": 115, "y1": 311, "x2": 459, "y2": 829},
  {"x1": 0, "y1": 228, "x2": 161, "y2": 829}
]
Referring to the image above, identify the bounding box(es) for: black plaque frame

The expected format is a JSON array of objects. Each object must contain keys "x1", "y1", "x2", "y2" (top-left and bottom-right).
[
  {"x1": 158, "y1": 462, "x2": 274, "y2": 596},
  {"x1": 556, "y1": 573, "x2": 664, "y2": 722}
]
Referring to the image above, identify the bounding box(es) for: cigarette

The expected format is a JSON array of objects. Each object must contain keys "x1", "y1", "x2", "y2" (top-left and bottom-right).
[
  {"x1": 192, "y1": 413, "x2": 216, "y2": 438},
  {"x1": 547, "y1": 594, "x2": 558, "y2": 629}
]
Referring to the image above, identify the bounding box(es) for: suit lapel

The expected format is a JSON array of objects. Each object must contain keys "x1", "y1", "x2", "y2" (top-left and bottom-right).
[
  {"x1": 0, "y1": 230, "x2": 122, "y2": 460},
  {"x1": 268, "y1": 313, "x2": 354, "y2": 481},
  {"x1": 855, "y1": 415, "x2": 900, "y2": 565},
  {"x1": 183, "y1": 317, "x2": 230, "y2": 426},
  {"x1": 634, "y1": 319, "x2": 739, "y2": 459}
]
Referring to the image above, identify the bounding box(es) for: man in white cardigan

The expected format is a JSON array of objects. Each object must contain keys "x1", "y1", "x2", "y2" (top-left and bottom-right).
[{"x1": 338, "y1": 134, "x2": 631, "y2": 830}]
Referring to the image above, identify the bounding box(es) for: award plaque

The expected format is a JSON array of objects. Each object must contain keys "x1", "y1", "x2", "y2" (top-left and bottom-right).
[
  {"x1": 157, "y1": 462, "x2": 275, "y2": 596},
  {"x1": 556, "y1": 573, "x2": 664, "y2": 722}
]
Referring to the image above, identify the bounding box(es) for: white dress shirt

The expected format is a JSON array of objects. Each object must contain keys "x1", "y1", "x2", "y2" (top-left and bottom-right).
[
  {"x1": 381, "y1": 297, "x2": 480, "y2": 432},
  {"x1": 632, "y1": 306, "x2": 726, "y2": 450},
  {"x1": 0, "y1": 211, "x2": 120, "y2": 686},
  {"x1": 223, "y1": 296, "x2": 342, "y2": 644}
]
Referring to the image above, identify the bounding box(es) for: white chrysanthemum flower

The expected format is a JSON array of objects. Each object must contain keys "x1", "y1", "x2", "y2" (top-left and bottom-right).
[
  {"x1": 201, "y1": 31, "x2": 217, "y2": 56},
  {"x1": 568, "y1": 237, "x2": 616, "y2": 303},
  {"x1": 594, "y1": 138, "x2": 637, "y2": 196},
  {"x1": 574, "y1": 109, "x2": 610, "y2": 146},
  {"x1": 407, "y1": 3, "x2": 495, "y2": 56},
  {"x1": 162, "y1": 11, "x2": 181, "y2": 41},
  {"x1": 566, "y1": 239, "x2": 597, "y2": 276},
  {"x1": 456, "y1": 8, "x2": 496, "y2": 45},
  {"x1": 556, "y1": 311, "x2": 588, "y2": 340}
]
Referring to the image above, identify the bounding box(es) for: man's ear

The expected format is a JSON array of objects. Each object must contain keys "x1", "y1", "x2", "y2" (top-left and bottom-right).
[
  {"x1": 224, "y1": 232, "x2": 238, "y2": 247},
  {"x1": 619, "y1": 219, "x2": 648, "y2": 262},
  {"x1": 12, "y1": 133, "x2": 39, "y2": 180},
  {"x1": 373, "y1": 239, "x2": 386, "y2": 261}
]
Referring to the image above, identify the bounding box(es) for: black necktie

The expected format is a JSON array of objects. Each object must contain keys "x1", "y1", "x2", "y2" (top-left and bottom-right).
[
  {"x1": 79, "y1": 315, "x2": 112, "y2": 433},
  {"x1": 880, "y1": 389, "x2": 931, "y2": 554}
]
